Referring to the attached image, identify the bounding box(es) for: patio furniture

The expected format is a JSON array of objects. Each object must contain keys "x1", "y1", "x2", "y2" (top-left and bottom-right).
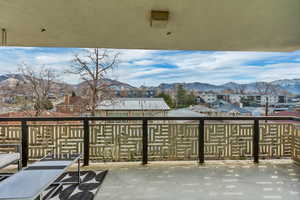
[
  {"x1": 0, "y1": 153, "x2": 81, "y2": 200},
  {"x1": 0, "y1": 144, "x2": 22, "y2": 173}
]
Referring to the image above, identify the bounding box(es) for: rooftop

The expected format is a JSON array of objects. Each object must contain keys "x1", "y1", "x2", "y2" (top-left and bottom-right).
[
  {"x1": 96, "y1": 98, "x2": 170, "y2": 111},
  {"x1": 167, "y1": 108, "x2": 206, "y2": 117},
  {"x1": 190, "y1": 105, "x2": 216, "y2": 113},
  {"x1": 0, "y1": 110, "x2": 79, "y2": 124},
  {"x1": 57, "y1": 96, "x2": 88, "y2": 106},
  {"x1": 212, "y1": 100, "x2": 251, "y2": 114}
]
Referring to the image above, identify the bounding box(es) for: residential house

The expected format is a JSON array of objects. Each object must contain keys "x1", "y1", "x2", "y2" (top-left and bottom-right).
[
  {"x1": 271, "y1": 110, "x2": 300, "y2": 124},
  {"x1": 211, "y1": 100, "x2": 251, "y2": 116},
  {"x1": 242, "y1": 94, "x2": 286, "y2": 106},
  {"x1": 197, "y1": 92, "x2": 217, "y2": 104},
  {"x1": 96, "y1": 98, "x2": 170, "y2": 117},
  {"x1": 190, "y1": 105, "x2": 217, "y2": 116},
  {"x1": 0, "y1": 110, "x2": 79, "y2": 125},
  {"x1": 243, "y1": 107, "x2": 266, "y2": 116},
  {"x1": 166, "y1": 108, "x2": 206, "y2": 123},
  {"x1": 55, "y1": 95, "x2": 89, "y2": 115}
]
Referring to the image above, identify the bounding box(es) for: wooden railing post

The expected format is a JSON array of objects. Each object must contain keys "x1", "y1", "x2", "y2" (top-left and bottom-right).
[
  {"x1": 198, "y1": 119, "x2": 205, "y2": 164},
  {"x1": 21, "y1": 121, "x2": 28, "y2": 167},
  {"x1": 83, "y1": 119, "x2": 90, "y2": 166},
  {"x1": 253, "y1": 119, "x2": 260, "y2": 163},
  {"x1": 142, "y1": 120, "x2": 148, "y2": 165}
]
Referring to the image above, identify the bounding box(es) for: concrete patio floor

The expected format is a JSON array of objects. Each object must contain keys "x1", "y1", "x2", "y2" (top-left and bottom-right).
[{"x1": 94, "y1": 160, "x2": 300, "y2": 200}]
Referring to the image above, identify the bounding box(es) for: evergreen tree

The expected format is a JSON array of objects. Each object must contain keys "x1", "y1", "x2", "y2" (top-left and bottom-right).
[
  {"x1": 175, "y1": 85, "x2": 196, "y2": 108},
  {"x1": 186, "y1": 93, "x2": 196, "y2": 106},
  {"x1": 176, "y1": 85, "x2": 187, "y2": 108},
  {"x1": 156, "y1": 92, "x2": 175, "y2": 108}
]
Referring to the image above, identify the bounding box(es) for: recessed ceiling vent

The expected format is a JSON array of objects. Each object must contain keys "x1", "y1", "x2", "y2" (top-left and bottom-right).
[{"x1": 150, "y1": 10, "x2": 169, "y2": 28}]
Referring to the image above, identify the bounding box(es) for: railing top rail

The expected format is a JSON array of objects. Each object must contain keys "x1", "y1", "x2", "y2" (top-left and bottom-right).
[{"x1": 0, "y1": 116, "x2": 295, "y2": 122}]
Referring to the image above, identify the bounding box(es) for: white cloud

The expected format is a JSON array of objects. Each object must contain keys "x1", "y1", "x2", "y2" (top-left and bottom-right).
[
  {"x1": 0, "y1": 47, "x2": 300, "y2": 87},
  {"x1": 118, "y1": 49, "x2": 158, "y2": 62},
  {"x1": 35, "y1": 54, "x2": 74, "y2": 64},
  {"x1": 109, "y1": 50, "x2": 300, "y2": 86},
  {"x1": 132, "y1": 60, "x2": 157, "y2": 66},
  {"x1": 1, "y1": 47, "x2": 38, "y2": 50}
]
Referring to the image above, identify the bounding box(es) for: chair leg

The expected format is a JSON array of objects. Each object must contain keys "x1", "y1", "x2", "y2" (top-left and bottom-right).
[
  {"x1": 0, "y1": 174, "x2": 13, "y2": 181},
  {"x1": 17, "y1": 160, "x2": 22, "y2": 171},
  {"x1": 77, "y1": 158, "x2": 81, "y2": 184}
]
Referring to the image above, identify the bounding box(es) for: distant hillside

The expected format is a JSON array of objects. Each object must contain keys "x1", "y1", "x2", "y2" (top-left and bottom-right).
[
  {"x1": 158, "y1": 82, "x2": 227, "y2": 92},
  {"x1": 0, "y1": 73, "x2": 136, "y2": 96},
  {"x1": 0, "y1": 74, "x2": 26, "y2": 87},
  {"x1": 155, "y1": 79, "x2": 300, "y2": 95},
  {"x1": 0, "y1": 74, "x2": 74, "y2": 96},
  {"x1": 1, "y1": 73, "x2": 300, "y2": 95},
  {"x1": 271, "y1": 79, "x2": 300, "y2": 94},
  {"x1": 75, "y1": 78, "x2": 136, "y2": 92}
]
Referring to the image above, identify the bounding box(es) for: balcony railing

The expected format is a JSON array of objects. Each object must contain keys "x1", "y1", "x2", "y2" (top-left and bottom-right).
[{"x1": 0, "y1": 116, "x2": 299, "y2": 167}]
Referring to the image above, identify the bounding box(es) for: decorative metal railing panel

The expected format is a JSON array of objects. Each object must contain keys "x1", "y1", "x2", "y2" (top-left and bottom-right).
[
  {"x1": 0, "y1": 125, "x2": 83, "y2": 161},
  {"x1": 260, "y1": 124, "x2": 292, "y2": 158},
  {"x1": 148, "y1": 124, "x2": 198, "y2": 161},
  {"x1": 90, "y1": 124, "x2": 143, "y2": 162},
  {"x1": 292, "y1": 127, "x2": 300, "y2": 163},
  {"x1": 146, "y1": 123, "x2": 292, "y2": 161},
  {"x1": 0, "y1": 125, "x2": 21, "y2": 153},
  {"x1": 28, "y1": 125, "x2": 84, "y2": 160},
  {"x1": 202, "y1": 123, "x2": 292, "y2": 159},
  {"x1": 205, "y1": 124, "x2": 253, "y2": 159},
  {"x1": 0, "y1": 123, "x2": 295, "y2": 162}
]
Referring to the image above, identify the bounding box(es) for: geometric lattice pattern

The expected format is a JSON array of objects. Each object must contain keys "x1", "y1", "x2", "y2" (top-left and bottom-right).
[
  {"x1": 205, "y1": 124, "x2": 293, "y2": 160},
  {"x1": 90, "y1": 124, "x2": 143, "y2": 162},
  {"x1": 205, "y1": 124, "x2": 253, "y2": 160},
  {"x1": 28, "y1": 125, "x2": 84, "y2": 161},
  {"x1": 260, "y1": 124, "x2": 293, "y2": 158},
  {"x1": 89, "y1": 123, "x2": 294, "y2": 161},
  {"x1": 148, "y1": 124, "x2": 198, "y2": 161},
  {"x1": 0, "y1": 123, "x2": 296, "y2": 162},
  {"x1": 0, "y1": 125, "x2": 21, "y2": 154},
  {"x1": 292, "y1": 126, "x2": 300, "y2": 163}
]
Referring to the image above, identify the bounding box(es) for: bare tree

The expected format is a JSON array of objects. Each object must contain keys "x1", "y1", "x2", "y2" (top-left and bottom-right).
[
  {"x1": 18, "y1": 64, "x2": 57, "y2": 116},
  {"x1": 255, "y1": 82, "x2": 279, "y2": 116},
  {"x1": 255, "y1": 82, "x2": 279, "y2": 95},
  {"x1": 68, "y1": 48, "x2": 119, "y2": 116}
]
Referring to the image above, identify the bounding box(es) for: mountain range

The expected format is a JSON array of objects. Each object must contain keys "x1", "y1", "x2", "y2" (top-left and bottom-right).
[
  {"x1": 0, "y1": 73, "x2": 300, "y2": 95},
  {"x1": 0, "y1": 74, "x2": 135, "y2": 94},
  {"x1": 155, "y1": 80, "x2": 300, "y2": 95}
]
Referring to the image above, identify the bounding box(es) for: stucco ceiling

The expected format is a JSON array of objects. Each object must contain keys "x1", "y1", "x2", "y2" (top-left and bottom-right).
[{"x1": 0, "y1": 0, "x2": 300, "y2": 51}]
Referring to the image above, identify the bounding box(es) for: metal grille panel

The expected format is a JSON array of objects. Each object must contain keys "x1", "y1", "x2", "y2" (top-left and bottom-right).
[
  {"x1": 292, "y1": 127, "x2": 300, "y2": 163},
  {"x1": 0, "y1": 123, "x2": 295, "y2": 162}
]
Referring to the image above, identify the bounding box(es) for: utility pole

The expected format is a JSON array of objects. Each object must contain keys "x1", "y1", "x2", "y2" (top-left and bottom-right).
[
  {"x1": 265, "y1": 96, "x2": 269, "y2": 116},
  {"x1": 265, "y1": 96, "x2": 269, "y2": 123}
]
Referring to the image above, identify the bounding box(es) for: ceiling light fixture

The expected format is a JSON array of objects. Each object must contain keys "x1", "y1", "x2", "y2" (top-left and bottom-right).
[{"x1": 150, "y1": 10, "x2": 169, "y2": 28}]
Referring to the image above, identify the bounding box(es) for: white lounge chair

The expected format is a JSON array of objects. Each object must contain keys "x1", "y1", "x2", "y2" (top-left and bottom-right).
[
  {"x1": 0, "y1": 144, "x2": 21, "y2": 171},
  {"x1": 0, "y1": 153, "x2": 81, "y2": 200}
]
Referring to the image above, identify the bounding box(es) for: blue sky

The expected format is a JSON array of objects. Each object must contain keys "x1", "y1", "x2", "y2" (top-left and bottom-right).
[{"x1": 0, "y1": 47, "x2": 299, "y2": 87}]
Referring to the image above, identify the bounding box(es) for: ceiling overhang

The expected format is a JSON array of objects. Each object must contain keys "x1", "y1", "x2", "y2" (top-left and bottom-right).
[{"x1": 1, "y1": 0, "x2": 300, "y2": 51}]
